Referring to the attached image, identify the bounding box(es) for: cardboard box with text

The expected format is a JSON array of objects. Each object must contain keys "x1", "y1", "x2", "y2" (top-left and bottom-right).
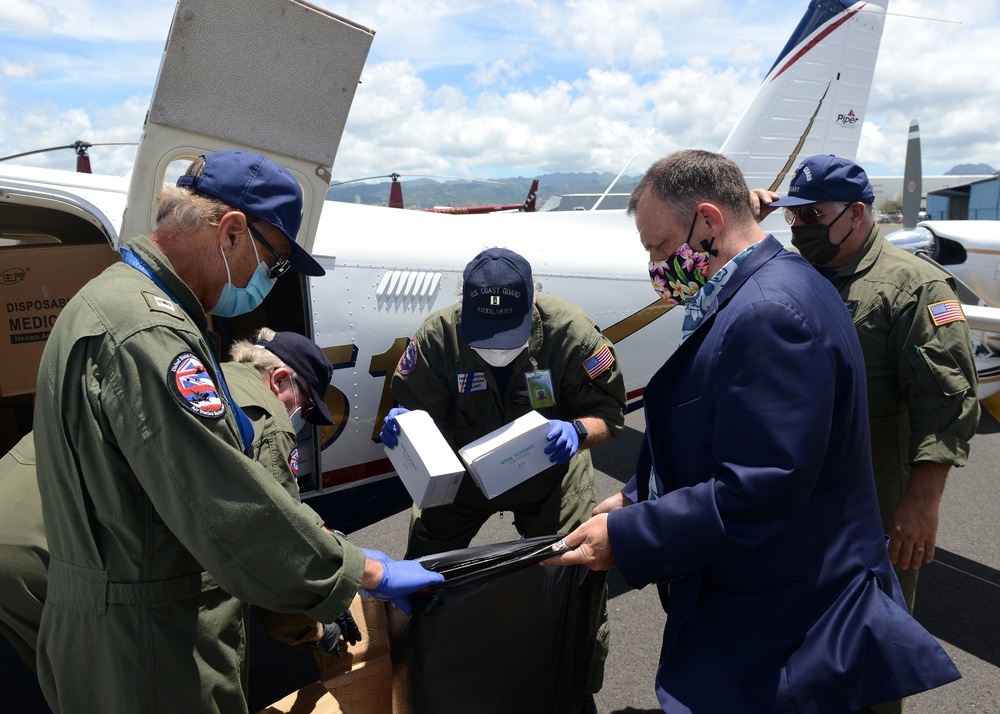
[{"x1": 0, "y1": 244, "x2": 117, "y2": 397}]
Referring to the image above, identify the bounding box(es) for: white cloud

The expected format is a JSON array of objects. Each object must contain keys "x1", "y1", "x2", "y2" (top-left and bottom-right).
[
  {"x1": 0, "y1": 59, "x2": 43, "y2": 79},
  {"x1": 2, "y1": 0, "x2": 999, "y2": 181},
  {"x1": 0, "y1": 0, "x2": 53, "y2": 34}
]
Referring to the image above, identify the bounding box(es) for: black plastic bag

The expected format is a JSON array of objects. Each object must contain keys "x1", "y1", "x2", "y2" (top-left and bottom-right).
[{"x1": 387, "y1": 535, "x2": 606, "y2": 714}]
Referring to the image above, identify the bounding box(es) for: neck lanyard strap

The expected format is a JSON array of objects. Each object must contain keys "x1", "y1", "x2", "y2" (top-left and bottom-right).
[{"x1": 121, "y1": 248, "x2": 255, "y2": 454}]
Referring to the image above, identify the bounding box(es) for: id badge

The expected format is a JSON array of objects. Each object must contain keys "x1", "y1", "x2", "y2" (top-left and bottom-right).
[{"x1": 525, "y1": 370, "x2": 556, "y2": 409}]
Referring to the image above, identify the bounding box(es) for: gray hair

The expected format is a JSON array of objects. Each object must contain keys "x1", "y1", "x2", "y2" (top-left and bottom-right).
[
  {"x1": 229, "y1": 327, "x2": 300, "y2": 382},
  {"x1": 627, "y1": 150, "x2": 753, "y2": 223}
]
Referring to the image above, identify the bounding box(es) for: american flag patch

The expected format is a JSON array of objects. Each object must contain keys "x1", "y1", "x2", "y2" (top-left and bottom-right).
[
  {"x1": 289, "y1": 448, "x2": 299, "y2": 480},
  {"x1": 927, "y1": 300, "x2": 965, "y2": 326},
  {"x1": 583, "y1": 345, "x2": 615, "y2": 379}
]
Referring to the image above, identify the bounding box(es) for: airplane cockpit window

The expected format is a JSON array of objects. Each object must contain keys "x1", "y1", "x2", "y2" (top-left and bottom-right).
[{"x1": 0, "y1": 203, "x2": 110, "y2": 248}]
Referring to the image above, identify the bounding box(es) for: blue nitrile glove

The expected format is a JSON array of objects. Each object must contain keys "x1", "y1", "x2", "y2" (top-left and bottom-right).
[
  {"x1": 380, "y1": 407, "x2": 410, "y2": 448},
  {"x1": 361, "y1": 548, "x2": 444, "y2": 617},
  {"x1": 544, "y1": 419, "x2": 579, "y2": 464}
]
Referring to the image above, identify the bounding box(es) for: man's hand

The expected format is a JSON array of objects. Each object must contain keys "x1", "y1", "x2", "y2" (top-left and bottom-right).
[
  {"x1": 379, "y1": 407, "x2": 409, "y2": 448},
  {"x1": 312, "y1": 621, "x2": 343, "y2": 658},
  {"x1": 361, "y1": 548, "x2": 444, "y2": 616},
  {"x1": 541, "y1": 514, "x2": 616, "y2": 571},
  {"x1": 888, "y1": 461, "x2": 948, "y2": 570},
  {"x1": 593, "y1": 491, "x2": 632, "y2": 517},
  {"x1": 750, "y1": 188, "x2": 781, "y2": 223},
  {"x1": 544, "y1": 420, "x2": 579, "y2": 464}
]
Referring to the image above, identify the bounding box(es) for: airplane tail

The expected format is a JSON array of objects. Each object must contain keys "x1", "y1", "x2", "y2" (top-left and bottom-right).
[
  {"x1": 902, "y1": 119, "x2": 921, "y2": 228},
  {"x1": 520, "y1": 179, "x2": 539, "y2": 212},
  {"x1": 721, "y1": 0, "x2": 889, "y2": 197}
]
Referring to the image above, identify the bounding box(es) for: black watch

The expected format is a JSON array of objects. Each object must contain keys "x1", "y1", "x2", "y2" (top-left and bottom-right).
[{"x1": 572, "y1": 420, "x2": 588, "y2": 445}]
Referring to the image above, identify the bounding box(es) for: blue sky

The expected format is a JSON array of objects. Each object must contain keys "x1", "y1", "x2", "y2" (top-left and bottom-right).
[{"x1": 2, "y1": 0, "x2": 999, "y2": 181}]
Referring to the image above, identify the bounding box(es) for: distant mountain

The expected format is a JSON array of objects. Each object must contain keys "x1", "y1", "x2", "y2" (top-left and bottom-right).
[
  {"x1": 946, "y1": 163, "x2": 997, "y2": 175},
  {"x1": 325, "y1": 172, "x2": 641, "y2": 209},
  {"x1": 326, "y1": 164, "x2": 998, "y2": 209}
]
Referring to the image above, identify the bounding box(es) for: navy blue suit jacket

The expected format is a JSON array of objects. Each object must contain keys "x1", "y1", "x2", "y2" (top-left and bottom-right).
[{"x1": 609, "y1": 236, "x2": 958, "y2": 712}]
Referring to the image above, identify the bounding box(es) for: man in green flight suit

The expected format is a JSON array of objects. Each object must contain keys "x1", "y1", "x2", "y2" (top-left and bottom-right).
[
  {"x1": 32, "y1": 149, "x2": 442, "y2": 714},
  {"x1": 381, "y1": 247, "x2": 627, "y2": 712},
  {"x1": 0, "y1": 329, "x2": 351, "y2": 671},
  {"x1": 753, "y1": 155, "x2": 980, "y2": 714}
]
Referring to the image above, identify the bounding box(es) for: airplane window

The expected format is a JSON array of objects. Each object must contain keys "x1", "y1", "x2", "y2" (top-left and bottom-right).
[
  {"x1": 0, "y1": 232, "x2": 63, "y2": 247},
  {"x1": 165, "y1": 159, "x2": 191, "y2": 184}
]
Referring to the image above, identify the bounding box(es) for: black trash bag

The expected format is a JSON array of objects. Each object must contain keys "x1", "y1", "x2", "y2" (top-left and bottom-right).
[{"x1": 387, "y1": 535, "x2": 606, "y2": 714}]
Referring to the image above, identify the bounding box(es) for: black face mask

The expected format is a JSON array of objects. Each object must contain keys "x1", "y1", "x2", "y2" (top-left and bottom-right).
[{"x1": 789, "y1": 203, "x2": 854, "y2": 266}]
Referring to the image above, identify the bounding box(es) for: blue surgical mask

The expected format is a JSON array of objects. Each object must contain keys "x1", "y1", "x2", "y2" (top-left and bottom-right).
[
  {"x1": 210, "y1": 235, "x2": 277, "y2": 317},
  {"x1": 289, "y1": 407, "x2": 305, "y2": 434}
]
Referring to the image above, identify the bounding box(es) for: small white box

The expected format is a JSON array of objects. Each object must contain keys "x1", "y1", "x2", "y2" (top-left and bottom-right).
[
  {"x1": 458, "y1": 411, "x2": 553, "y2": 499},
  {"x1": 384, "y1": 410, "x2": 466, "y2": 509}
]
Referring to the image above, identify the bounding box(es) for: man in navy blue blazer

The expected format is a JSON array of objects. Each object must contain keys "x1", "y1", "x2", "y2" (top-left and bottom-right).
[{"x1": 545, "y1": 150, "x2": 960, "y2": 713}]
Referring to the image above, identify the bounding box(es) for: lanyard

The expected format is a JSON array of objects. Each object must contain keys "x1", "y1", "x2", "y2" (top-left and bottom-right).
[{"x1": 121, "y1": 248, "x2": 255, "y2": 454}]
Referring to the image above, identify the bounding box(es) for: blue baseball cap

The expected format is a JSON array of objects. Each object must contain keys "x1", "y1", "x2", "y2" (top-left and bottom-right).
[
  {"x1": 770, "y1": 154, "x2": 875, "y2": 207},
  {"x1": 177, "y1": 150, "x2": 325, "y2": 276},
  {"x1": 461, "y1": 248, "x2": 534, "y2": 350}
]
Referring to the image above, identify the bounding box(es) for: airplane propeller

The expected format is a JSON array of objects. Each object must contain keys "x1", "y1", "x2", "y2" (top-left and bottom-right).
[
  {"x1": 0, "y1": 140, "x2": 138, "y2": 173},
  {"x1": 329, "y1": 173, "x2": 504, "y2": 210}
]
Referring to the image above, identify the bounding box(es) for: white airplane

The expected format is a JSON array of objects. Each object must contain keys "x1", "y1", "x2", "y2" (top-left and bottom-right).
[
  {"x1": 0, "y1": 0, "x2": 892, "y2": 530},
  {"x1": 881, "y1": 119, "x2": 1000, "y2": 403}
]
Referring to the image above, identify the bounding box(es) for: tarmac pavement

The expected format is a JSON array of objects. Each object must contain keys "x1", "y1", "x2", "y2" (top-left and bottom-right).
[{"x1": 3, "y1": 408, "x2": 998, "y2": 713}]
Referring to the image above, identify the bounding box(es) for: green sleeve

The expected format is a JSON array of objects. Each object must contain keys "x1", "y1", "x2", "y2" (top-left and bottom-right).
[{"x1": 892, "y1": 280, "x2": 980, "y2": 466}]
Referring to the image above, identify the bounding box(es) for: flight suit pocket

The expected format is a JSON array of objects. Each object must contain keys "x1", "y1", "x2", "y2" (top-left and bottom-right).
[{"x1": 915, "y1": 337, "x2": 971, "y2": 397}]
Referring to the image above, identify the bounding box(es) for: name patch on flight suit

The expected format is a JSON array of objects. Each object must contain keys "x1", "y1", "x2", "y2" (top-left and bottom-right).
[
  {"x1": 398, "y1": 338, "x2": 419, "y2": 375},
  {"x1": 457, "y1": 372, "x2": 487, "y2": 393},
  {"x1": 142, "y1": 291, "x2": 184, "y2": 319},
  {"x1": 167, "y1": 352, "x2": 225, "y2": 419}
]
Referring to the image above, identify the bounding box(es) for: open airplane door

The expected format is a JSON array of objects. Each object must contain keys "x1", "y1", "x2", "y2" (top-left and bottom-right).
[
  {"x1": 119, "y1": 0, "x2": 374, "y2": 495},
  {"x1": 121, "y1": 0, "x2": 374, "y2": 256}
]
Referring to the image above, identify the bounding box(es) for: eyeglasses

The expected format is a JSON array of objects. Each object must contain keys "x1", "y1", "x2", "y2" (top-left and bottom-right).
[
  {"x1": 247, "y1": 222, "x2": 292, "y2": 279},
  {"x1": 293, "y1": 377, "x2": 320, "y2": 425},
  {"x1": 782, "y1": 205, "x2": 847, "y2": 227}
]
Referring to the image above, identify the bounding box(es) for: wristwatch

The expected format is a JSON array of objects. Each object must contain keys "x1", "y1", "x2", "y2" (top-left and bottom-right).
[{"x1": 572, "y1": 420, "x2": 588, "y2": 445}]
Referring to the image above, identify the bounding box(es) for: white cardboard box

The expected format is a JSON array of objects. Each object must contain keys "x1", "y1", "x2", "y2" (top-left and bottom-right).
[
  {"x1": 458, "y1": 410, "x2": 553, "y2": 499},
  {"x1": 384, "y1": 410, "x2": 466, "y2": 509}
]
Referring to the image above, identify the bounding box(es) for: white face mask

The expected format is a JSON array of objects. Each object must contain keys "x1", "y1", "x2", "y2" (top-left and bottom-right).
[{"x1": 473, "y1": 338, "x2": 529, "y2": 367}]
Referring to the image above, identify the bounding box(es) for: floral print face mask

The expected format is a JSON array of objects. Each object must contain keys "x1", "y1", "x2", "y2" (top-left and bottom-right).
[{"x1": 647, "y1": 213, "x2": 714, "y2": 305}]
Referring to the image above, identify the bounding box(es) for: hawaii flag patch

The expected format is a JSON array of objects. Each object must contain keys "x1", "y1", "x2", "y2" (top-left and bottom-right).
[
  {"x1": 927, "y1": 300, "x2": 965, "y2": 326},
  {"x1": 583, "y1": 345, "x2": 615, "y2": 379},
  {"x1": 167, "y1": 352, "x2": 225, "y2": 419},
  {"x1": 398, "y1": 338, "x2": 419, "y2": 375}
]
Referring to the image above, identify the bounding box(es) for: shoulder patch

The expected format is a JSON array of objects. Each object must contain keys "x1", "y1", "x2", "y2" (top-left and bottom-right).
[
  {"x1": 142, "y1": 291, "x2": 184, "y2": 319},
  {"x1": 289, "y1": 448, "x2": 299, "y2": 481},
  {"x1": 583, "y1": 344, "x2": 615, "y2": 379},
  {"x1": 927, "y1": 300, "x2": 965, "y2": 326},
  {"x1": 167, "y1": 352, "x2": 225, "y2": 419},
  {"x1": 397, "y1": 337, "x2": 419, "y2": 375}
]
